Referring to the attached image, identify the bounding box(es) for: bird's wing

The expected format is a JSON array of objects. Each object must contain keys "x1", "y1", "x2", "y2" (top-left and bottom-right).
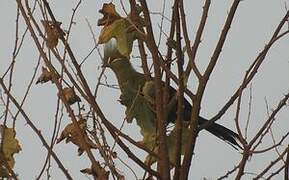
[
  {"x1": 142, "y1": 80, "x2": 192, "y2": 124},
  {"x1": 141, "y1": 80, "x2": 242, "y2": 149}
]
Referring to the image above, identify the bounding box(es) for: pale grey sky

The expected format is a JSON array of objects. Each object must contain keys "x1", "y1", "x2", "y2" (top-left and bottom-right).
[{"x1": 1, "y1": 0, "x2": 289, "y2": 179}]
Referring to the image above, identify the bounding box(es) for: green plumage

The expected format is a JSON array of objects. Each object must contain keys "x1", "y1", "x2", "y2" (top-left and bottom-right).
[
  {"x1": 104, "y1": 39, "x2": 189, "y2": 165},
  {"x1": 108, "y1": 53, "x2": 157, "y2": 149},
  {"x1": 99, "y1": 8, "x2": 241, "y2": 167}
]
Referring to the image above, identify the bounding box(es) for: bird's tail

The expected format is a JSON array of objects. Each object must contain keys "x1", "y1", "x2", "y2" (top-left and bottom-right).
[{"x1": 198, "y1": 117, "x2": 242, "y2": 150}]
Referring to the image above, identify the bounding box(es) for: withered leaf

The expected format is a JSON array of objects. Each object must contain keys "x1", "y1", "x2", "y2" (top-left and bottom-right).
[
  {"x1": 80, "y1": 163, "x2": 109, "y2": 180},
  {"x1": 0, "y1": 125, "x2": 21, "y2": 178},
  {"x1": 60, "y1": 87, "x2": 81, "y2": 105},
  {"x1": 80, "y1": 168, "x2": 93, "y2": 175},
  {"x1": 36, "y1": 66, "x2": 53, "y2": 84},
  {"x1": 41, "y1": 20, "x2": 65, "y2": 49},
  {"x1": 97, "y1": 3, "x2": 141, "y2": 57},
  {"x1": 98, "y1": 3, "x2": 122, "y2": 26},
  {"x1": 57, "y1": 118, "x2": 97, "y2": 155},
  {"x1": 98, "y1": 19, "x2": 139, "y2": 58}
]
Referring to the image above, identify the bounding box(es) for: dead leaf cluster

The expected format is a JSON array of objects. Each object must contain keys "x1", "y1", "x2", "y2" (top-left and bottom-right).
[
  {"x1": 36, "y1": 69, "x2": 80, "y2": 105},
  {"x1": 57, "y1": 118, "x2": 96, "y2": 155},
  {"x1": 97, "y1": 3, "x2": 143, "y2": 57}
]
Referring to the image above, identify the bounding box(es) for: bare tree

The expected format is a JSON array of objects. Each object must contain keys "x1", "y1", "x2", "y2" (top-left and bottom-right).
[{"x1": 0, "y1": 0, "x2": 288, "y2": 179}]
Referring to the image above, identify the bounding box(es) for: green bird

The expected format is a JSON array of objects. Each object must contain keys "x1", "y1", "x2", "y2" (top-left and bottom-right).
[
  {"x1": 97, "y1": 2, "x2": 241, "y2": 167},
  {"x1": 103, "y1": 39, "x2": 157, "y2": 148},
  {"x1": 102, "y1": 39, "x2": 241, "y2": 166}
]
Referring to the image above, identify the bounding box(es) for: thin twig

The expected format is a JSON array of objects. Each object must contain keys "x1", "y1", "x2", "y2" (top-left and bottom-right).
[{"x1": 0, "y1": 78, "x2": 73, "y2": 180}]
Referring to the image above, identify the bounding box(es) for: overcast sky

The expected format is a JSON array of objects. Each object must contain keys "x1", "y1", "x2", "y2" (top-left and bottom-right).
[{"x1": 1, "y1": 0, "x2": 289, "y2": 179}]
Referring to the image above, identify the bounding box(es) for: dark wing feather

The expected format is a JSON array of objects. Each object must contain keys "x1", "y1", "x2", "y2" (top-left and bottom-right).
[{"x1": 165, "y1": 85, "x2": 241, "y2": 149}]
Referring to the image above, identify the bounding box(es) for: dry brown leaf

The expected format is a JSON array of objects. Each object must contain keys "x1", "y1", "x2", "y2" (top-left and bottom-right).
[
  {"x1": 80, "y1": 167, "x2": 93, "y2": 175},
  {"x1": 36, "y1": 66, "x2": 54, "y2": 84},
  {"x1": 0, "y1": 125, "x2": 21, "y2": 177},
  {"x1": 97, "y1": 3, "x2": 142, "y2": 58},
  {"x1": 41, "y1": 20, "x2": 65, "y2": 49},
  {"x1": 97, "y1": 3, "x2": 122, "y2": 27},
  {"x1": 60, "y1": 87, "x2": 81, "y2": 105},
  {"x1": 57, "y1": 118, "x2": 96, "y2": 155},
  {"x1": 80, "y1": 163, "x2": 109, "y2": 179},
  {"x1": 98, "y1": 18, "x2": 140, "y2": 57}
]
